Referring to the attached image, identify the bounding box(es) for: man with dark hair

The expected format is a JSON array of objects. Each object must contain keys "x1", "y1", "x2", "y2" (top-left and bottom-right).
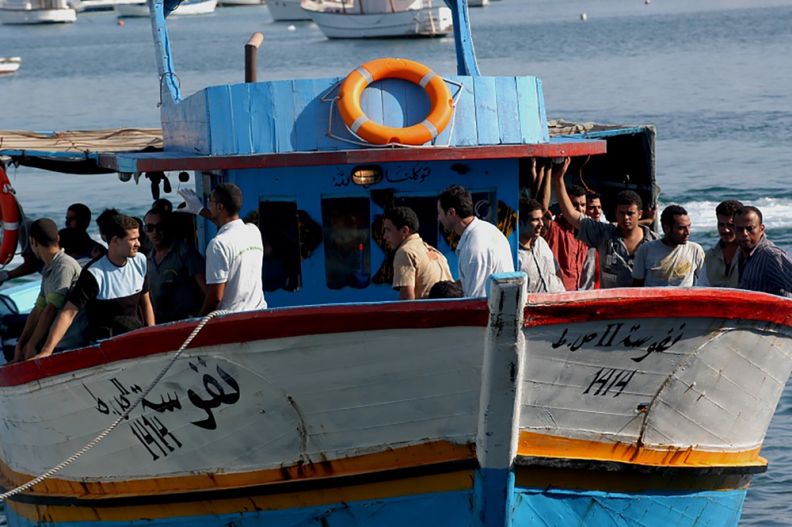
[
  {"x1": 519, "y1": 198, "x2": 564, "y2": 293},
  {"x1": 427, "y1": 280, "x2": 464, "y2": 299},
  {"x1": 540, "y1": 160, "x2": 589, "y2": 291},
  {"x1": 145, "y1": 208, "x2": 206, "y2": 322},
  {"x1": 34, "y1": 214, "x2": 155, "y2": 359},
  {"x1": 382, "y1": 206, "x2": 452, "y2": 299},
  {"x1": 552, "y1": 159, "x2": 657, "y2": 288},
  {"x1": 437, "y1": 184, "x2": 514, "y2": 298},
  {"x1": 13, "y1": 219, "x2": 84, "y2": 361},
  {"x1": 632, "y1": 205, "x2": 704, "y2": 287},
  {"x1": 586, "y1": 191, "x2": 607, "y2": 223},
  {"x1": 65, "y1": 203, "x2": 91, "y2": 231},
  {"x1": 201, "y1": 183, "x2": 266, "y2": 314},
  {"x1": 735, "y1": 206, "x2": 792, "y2": 297},
  {"x1": 60, "y1": 203, "x2": 106, "y2": 263},
  {"x1": 699, "y1": 199, "x2": 743, "y2": 287}
]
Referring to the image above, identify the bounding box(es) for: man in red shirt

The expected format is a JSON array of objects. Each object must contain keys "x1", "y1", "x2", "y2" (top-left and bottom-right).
[{"x1": 540, "y1": 159, "x2": 589, "y2": 291}]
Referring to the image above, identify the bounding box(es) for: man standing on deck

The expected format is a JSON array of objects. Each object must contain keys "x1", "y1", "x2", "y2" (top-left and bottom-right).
[
  {"x1": 382, "y1": 206, "x2": 453, "y2": 299},
  {"x1": 631, "y1": 205, "x2": 705, "y2": 287},
  {"x1": 552, "y1": 158, "x2": 658, "y2": 288},
  {"x1": 34, "y1": 215, "x2": 155, "y2": 359},
  {"x1": 437, "y1": 185, "x2": 514, "y2": 298},
  {"x1": 735, "y1": 205, "x2": 792, "y2": 297},
  {"x1": 699, "y1": 200, "x2": 742, "y2": 288},
  {"x1": 200, "y1": 183, "x2": 266, "y2": 314},
  {"x1": 13, "y1": 219, "x2": 84, "y2": 361}
]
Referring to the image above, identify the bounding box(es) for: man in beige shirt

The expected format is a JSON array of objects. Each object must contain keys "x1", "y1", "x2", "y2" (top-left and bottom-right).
[{"x1": 383, "y1": 207, "x2": 453, "y2": 299}]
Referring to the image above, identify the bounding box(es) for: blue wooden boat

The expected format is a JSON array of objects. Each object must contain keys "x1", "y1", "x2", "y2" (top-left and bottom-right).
[{"x1": 0, "y1": 1, "x2": 790, "y2": 526}]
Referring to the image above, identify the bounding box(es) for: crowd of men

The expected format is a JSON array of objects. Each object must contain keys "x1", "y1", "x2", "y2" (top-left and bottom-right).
[
  {"x1": 6, "y1": 183, "x2": 265, "y2": 362},
  {"x1": 3, "y1": 160, "x2": 791, "y2": 362}
]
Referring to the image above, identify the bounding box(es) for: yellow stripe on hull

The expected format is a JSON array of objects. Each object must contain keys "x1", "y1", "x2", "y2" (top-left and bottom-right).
[{"x1": 518, "y1": 431, "x2": 767, "y2": 468}]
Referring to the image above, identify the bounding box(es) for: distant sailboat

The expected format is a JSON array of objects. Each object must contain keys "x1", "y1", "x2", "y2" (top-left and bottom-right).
[
  {"x1": 267, "y1": 0, "x2": 308, "y2": 20},
  {"x1": 302, "y1": 0, "x2": 453, "y2": 39},
  {"x1": 0, "y1": 0, "x2": 76, "y2": 24},
  {"x1": 115, "y1": 0, "x2": 217, "y2": 16},
  {"x1": 0, "y1": 57, "x2": 22, "y2": 75}
]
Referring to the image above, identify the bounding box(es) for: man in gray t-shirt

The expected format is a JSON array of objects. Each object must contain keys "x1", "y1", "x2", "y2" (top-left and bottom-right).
[
  {"x1": 551, "y1": 160, "x2": 657, "y2": 288},
  {"x1": 14, "y1": 219, "x2": 84, "y2": 361},
  {"x1": 632, "y1": 205, "x2": 705, "y2": 287}
]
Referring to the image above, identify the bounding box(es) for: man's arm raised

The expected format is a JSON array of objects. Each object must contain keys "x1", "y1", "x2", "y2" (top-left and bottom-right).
[{"x1": 550, "y1": 157, "x2": 582, "y2": 229}]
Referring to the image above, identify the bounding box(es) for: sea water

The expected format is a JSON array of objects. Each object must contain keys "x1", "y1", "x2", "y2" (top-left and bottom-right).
[{"x1": 1, "y1": 0, "x2": 791, "y2": 523}]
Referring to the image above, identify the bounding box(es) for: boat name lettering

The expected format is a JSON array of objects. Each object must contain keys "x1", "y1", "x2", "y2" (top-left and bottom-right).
[
  {"x1": 187, "y1": 358, "x2": 241, "y2": 430},
  {"x1": 583, "y1": 367, "x2": 637, "y2": 397},
  {"x1": 551, "y1": 322, "x2": 687, "y2": 362},
  {"x1": 129, "y1": 414, "x2": 183, "y2": 461},
  {"x1": 383, "y1": 165, "x2": 431, "y2": 184}
]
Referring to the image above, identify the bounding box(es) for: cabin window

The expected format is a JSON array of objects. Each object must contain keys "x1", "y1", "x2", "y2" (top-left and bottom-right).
[
  {"x1": 259, "y1": 200, "x2": 301, "y2": 292},
  {"x1": 321, "y1": 197, "x2": 370, "y2": 290}
]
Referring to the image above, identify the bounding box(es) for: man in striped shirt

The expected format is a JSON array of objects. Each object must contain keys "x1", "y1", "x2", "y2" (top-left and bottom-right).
[{"x1": 735, "y1": 206, "x2": 792, "y2": 297}]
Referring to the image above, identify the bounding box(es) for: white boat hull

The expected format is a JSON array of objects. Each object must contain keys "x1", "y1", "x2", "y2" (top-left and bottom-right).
[
  {"x1": 468, "y1": 0, "x2": 488, "y2": 6},
  {"x1": 0, "y1": 6, "x2": 75, "y2": 23},
  {"x1": 305, "y1": 5, "x2": 452, "y2": 38},
  {"x1": 267, "y1": 0, "x2": 308, "y2": 20},
  {"x1": 69, "y1": 0, "x2": 147, "y2": 12},
  {"x1": 219, "y1": 0, "x2": 263, "y2": 5},
  {"x1": 115, "y1": 0, "x2": 216, "y2": 16},
  {"x1": 0, "y1": 289, "x2": 789, "y2": 518},
  {"x1": 0, "y1": 57, "x2": 22, "y2": 75}
]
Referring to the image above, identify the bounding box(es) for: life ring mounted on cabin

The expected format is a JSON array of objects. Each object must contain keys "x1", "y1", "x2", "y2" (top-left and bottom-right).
[
  {"x1": 0, "y1": 165, "x2": 21, "y2": 266},
  {"x1": 337, "y1": 58, "x2": 454, "y2": 146}
]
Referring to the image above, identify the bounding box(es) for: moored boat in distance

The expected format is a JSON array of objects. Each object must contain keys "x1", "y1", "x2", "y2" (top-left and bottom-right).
[
  {"x1": 302, "y1": 0, "x2": 453, "y2": 38},
  {"x1": 68, "y1": 0, "x2": 149, "y2": 12},
  {"x1": 0, "y1": 0, "x2": 75, "y2": 24},
  {"x1": 0, "y1": 0, "x2": 790, "y2": 525},
  {"x1": 267, "y1": 0, "x2": 307, "y2": 20},
  {"x1": 115, "y1": 0, "x2": 216, "y2": 16},
  {"x1": 0, "y1": 56, "x2": 22, "y2": 75},
  {"x1": 218, "y1": 0, "x2": 263, "y2": 6}
]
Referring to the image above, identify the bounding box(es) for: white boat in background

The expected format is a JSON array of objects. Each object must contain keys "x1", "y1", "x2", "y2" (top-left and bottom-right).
[
  {"x1": 468, "y1": 0, "x2": 488, "y2": 6},
  {"x1": 267, "y1": 0, "x2": 308, "y2": 20},
  {"x1": 68, "y1": 0, "x2": 150, "y2": 12},
  {"x1": 0, "y1": 57, "x2": 21, "y2": 75},
  {"x1": 0, "y1": 0, "x2": 75, "y2": 24},
  {"x1": 218, "y1": 0, "x2": 263, "y2": 6},
  {"x1": 115, "y1": 0, "x2": 216, "y2": 16},
  {"x1": 302, "y1": 0, "x2": 452, "y2": 38}
]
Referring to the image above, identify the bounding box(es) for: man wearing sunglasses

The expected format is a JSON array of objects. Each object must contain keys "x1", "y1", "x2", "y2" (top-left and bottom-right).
[{"x1": 144, "y1": 208, "x2": 206, "y2": 323}]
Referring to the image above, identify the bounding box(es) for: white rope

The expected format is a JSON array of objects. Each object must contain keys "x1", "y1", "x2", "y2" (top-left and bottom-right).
[{"x1": 0, "y1": 309, "x2": 230, "y2": 501}]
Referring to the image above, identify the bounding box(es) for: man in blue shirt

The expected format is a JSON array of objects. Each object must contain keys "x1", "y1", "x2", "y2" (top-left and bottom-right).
[{"x1": 735, "y1": 205, "x2": 792, "y2": 297}]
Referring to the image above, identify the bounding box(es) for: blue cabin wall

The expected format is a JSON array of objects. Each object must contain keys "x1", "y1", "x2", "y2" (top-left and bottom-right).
[
  {"x1": 196, "y1": 159, "x2": 518, "y2": 308},
  {"x1": 161, "y1": 76, "x2": 548, "y2": 155}
]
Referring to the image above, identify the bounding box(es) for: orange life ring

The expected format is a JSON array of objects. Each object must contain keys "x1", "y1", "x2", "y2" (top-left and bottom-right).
[
  {"x1": 0, "y1": 166, "x2": 20, "y2": 265},
  {"x1": 338, "y1": 58, "x2": 454, "y2": 146}
]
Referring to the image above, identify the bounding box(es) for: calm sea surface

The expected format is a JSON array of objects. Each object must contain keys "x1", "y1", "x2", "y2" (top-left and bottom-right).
[{"x1": 2, "y1": 0, "x2": 792, "y2": 524}]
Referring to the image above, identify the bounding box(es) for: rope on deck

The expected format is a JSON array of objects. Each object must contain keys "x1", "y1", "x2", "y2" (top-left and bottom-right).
[{"x1": 0, "y1": 309, "x2": 230, "y2": 501}]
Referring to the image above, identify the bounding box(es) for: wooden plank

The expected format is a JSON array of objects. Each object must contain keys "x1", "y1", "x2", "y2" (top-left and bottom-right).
[
  {"x1": 381, "y1": 78, "x2": 409, "y2": 129},
  {"x1": 326, "y1": 76, "x2": 357, "y2": 148},
  {"x1": 515, "y1": 76, "x2": 545, "y2": 144},
  {"x1": 359, "y1": 81, "x2": 384, "y2": 143},
  {"x1": 270, "y1": 80, "x2": 296, "y2": 153},
  {"x1": 249, "y1": 82, "x2": 275, "y2": 155},
  {"x1": 536, "y1": 77, "x2": 550, "y2": 142},
  {"x1": 446, "y1": 75, "x2": 477, "y2": 146},
  {"x1": 230, "y1": 85, "x2": 253, "y2": 155},
  {"x1": 206, "y1": 86, "x2": 236, "y2": 155},
  {"x1": 292, "y1": 79, "x2": 320, "y2": 153},
  {"x1": 312, "y1": 78, "x2": 338, "y2": 152},
  {"x1": 473, "y1": 76, "x2": 499, "y2": 145},
  {"x1": 495, "y1": 77, "x2": 521, "y2": 145}
]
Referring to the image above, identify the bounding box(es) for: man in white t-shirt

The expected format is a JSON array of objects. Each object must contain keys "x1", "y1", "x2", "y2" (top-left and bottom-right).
[
  {"x1": 437, "y1": 185, "x2": 514, "y2": 298},
  {"x1": 200, "y1": 183, "x2": 266, "y2": 314},
  {"x1": 632, "y1": 204, "x2": 705, "y2": 287}
]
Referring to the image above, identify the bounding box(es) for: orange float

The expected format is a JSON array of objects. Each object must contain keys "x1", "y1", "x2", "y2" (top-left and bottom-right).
[
  {"x1": 338, "y1": 58, "x2": 454, "y2": 146},
  {"x1": 0, "y1": 165, "x2": 20, "y2": 265}
]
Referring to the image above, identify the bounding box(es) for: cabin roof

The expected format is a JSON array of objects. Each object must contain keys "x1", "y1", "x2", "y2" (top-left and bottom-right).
[{"x1": 1, "y1": 126, "x2": 608, "y2": 175}]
